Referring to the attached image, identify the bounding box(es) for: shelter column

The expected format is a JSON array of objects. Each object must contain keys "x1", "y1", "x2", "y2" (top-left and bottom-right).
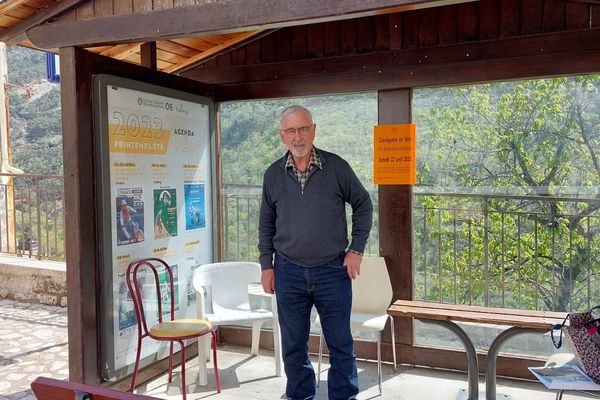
[{"x1": 377, "y1": 89, "x2": 413, "y2": 352}]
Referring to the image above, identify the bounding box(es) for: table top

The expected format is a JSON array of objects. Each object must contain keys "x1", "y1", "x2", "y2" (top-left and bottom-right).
[{"x1": 387, "y1": 300, "x2": 568, "y2": 330}]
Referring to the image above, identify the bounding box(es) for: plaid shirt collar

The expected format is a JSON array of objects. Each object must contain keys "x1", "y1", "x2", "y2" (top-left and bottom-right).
[{"x1": 285, "y1": 147, "x2": 322, "y2": 173}]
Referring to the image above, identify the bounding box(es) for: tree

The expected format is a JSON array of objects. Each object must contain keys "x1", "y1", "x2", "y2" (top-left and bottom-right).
[{"x1": 413, "y1": 76, "x2": 600, "y2": 312}]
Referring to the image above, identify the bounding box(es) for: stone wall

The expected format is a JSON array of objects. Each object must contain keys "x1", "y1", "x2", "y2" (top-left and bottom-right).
[{"x1": 0, "y1": 257, "x2": 66, "y2": 306}]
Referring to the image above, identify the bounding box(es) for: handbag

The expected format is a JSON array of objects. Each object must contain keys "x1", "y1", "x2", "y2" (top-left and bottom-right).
[{"x1": 551, "y1": 305, "x2": 600, "y2": 384}]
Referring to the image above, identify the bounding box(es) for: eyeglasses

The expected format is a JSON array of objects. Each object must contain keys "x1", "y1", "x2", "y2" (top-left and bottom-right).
[{"x1": 281, "y1": 124, "x2": 314, "y2": 136}]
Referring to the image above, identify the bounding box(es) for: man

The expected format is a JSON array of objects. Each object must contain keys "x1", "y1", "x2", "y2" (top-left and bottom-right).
[
  {"x1": 259, "y1": 105, "x2": 373, "y2": 400},
  {"x1": 118, "y1": 199, "x2": 137, "y2": 242}
]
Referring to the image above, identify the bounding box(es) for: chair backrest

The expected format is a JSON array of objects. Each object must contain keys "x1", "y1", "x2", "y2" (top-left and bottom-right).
[
  {"x1": 352, "y1": 256, "x2": 393, "y2": 315},
  {"x1": 126, "y1": 258, "x2": 176, "y2": 335},
  {"x1": 31, "y1": 376, "x2": 160, "y2": 400},
  {"x1": 193, "y1": 262, "x2": 261, "y2": 313}
]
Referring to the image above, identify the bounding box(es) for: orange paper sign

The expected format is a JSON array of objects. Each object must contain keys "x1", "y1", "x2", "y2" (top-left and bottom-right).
[{"x1": 373, "y1": 124, "x2": 416, "y2": 185}]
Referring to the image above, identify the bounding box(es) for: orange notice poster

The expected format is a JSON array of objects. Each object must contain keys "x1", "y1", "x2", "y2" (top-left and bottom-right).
[{"x1": 373, "y1": 124, "x2": 416, "y2": 185}]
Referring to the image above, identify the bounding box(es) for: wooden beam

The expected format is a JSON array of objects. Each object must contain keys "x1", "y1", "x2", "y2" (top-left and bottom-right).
[
  {"x1": 140, "y1": 41, "x2": 157, "y2": 69},
  {"x1": 211, "y1": 48, "x2": 600, "y2": 101},
  {"x1": 0, "y1": 0, "x2": 86, "y2": 45},
  {"x1": 59, "y1": 45, "x2": 101, "y2": 384},
  {"x1": 164, "y1": 31, "x2": 262, "y2": 73},
  {"x1": 26, "y1": 0, "x2": 477, "y2": 49},
  {"x1": 378, "y1": 89, "x2": 414, "y2": 347}
]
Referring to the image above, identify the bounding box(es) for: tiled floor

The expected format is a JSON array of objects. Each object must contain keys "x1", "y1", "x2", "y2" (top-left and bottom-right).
[
  {"x1": 0, "y1": 300, "x2": 68, "y2": 400},
  {"x1": 1, "y1": 299, "x2": 598, "y2": 400}
]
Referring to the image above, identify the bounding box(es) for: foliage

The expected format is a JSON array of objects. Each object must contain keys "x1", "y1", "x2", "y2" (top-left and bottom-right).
[{"x1": 413, "y1": 76, "x2": 600, "y2": 312}]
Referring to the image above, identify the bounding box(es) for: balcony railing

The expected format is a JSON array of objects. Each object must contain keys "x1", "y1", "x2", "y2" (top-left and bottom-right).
[
  {"x1": 222, "y1": 184, "x2": 600, "y2": 313},
  {"x1": 0, "y1": 173, "x2": 65, "y2": 260}
]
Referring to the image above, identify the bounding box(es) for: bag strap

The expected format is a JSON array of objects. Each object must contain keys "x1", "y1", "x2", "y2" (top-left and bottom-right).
[{"x1": 551, "y1": 313, "x2": 570, "y2": 349}]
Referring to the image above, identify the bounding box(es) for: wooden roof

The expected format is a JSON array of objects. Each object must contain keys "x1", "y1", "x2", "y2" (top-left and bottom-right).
[
  {"x1": 0, "y1": 0, "x2": 473, "y2": 73},
  {"x1": 0, "y1": 0, "x2": 266, "y2": 73}
]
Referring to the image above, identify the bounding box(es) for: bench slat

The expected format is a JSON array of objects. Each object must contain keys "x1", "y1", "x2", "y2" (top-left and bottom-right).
[
  {"x1": 388, "y1": 301, "x2": 567, "y2": 329},
  {"x1": 31, "y1": 377, "x2": 160, "y2": 400}
]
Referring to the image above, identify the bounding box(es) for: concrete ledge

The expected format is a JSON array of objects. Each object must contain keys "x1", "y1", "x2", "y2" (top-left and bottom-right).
[{"x1": 0, "y1": 255, "x2": 66, "y2": 306}]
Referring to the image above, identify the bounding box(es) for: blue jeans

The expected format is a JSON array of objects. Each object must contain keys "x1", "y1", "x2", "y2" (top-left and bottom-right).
[{"x1": 274, "y1": 253, "x2": 358, "y2": 400}]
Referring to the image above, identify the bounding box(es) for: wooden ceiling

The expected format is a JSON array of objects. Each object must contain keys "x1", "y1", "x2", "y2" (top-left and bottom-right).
[
  {"x1": 0, "y1": 0, "x2": 479, "y2": 74},
  {"x1": 0, "y1": 0, "x2": 263, "y2": 73}
]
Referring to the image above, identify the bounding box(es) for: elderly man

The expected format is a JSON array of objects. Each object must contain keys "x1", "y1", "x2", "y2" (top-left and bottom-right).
[{"x1": 258, "y1": 105, "x2": 373, "y2": 400}]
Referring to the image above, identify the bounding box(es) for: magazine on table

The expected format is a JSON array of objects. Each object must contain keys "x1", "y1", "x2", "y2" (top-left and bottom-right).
[{"x1": 529, "y1": 364, "x2": 600, "y2": 390}]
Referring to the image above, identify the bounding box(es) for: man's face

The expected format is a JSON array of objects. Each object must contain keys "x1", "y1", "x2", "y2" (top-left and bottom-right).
[{"x1": 279, "y1": 110, "x2": 316, "y2": 159}]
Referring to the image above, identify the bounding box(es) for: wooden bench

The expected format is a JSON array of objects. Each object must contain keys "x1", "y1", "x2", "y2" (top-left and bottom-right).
[
  {"x1": 387, "y1": 300, "x2": 568, "y2": 400},
  {"x1": 31, "y1": 377, "x2": 160, "y2": 400}
]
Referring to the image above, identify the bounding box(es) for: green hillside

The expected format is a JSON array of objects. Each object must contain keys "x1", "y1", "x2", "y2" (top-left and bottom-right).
[{"x1": 6, "y1": 46, "x2": 63, "y2": 176}]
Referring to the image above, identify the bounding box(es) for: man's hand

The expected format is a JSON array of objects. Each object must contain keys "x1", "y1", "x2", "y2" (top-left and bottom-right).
[
  {"x1": 344, "y1": 251, "x2": 363, "y2": 279},
  {"x1": 261, "y1": 269, "x2": 275, "y2": 294}
]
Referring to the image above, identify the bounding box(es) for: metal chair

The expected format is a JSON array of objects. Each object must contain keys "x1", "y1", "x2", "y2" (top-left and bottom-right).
[
  {"x1": 126, "y1": 257, "x2": 221, "y2": 399},
  {"x1": 193, "y1": 261, "x2": 282, "y2": 385},
  {"x1": 317, "y1": 256, "x2": 397, "y2": 395}
]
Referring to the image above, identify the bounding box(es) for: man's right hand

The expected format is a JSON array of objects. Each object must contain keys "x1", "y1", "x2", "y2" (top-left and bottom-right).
[{"x1": 261, "y1": 269, "x2": 275, "y2": 294}]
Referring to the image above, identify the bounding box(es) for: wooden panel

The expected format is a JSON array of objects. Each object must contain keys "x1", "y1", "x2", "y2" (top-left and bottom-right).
[
  {"x1": 499, "y1": 0, "x2": 520, "y2": 37},
  {"x1": 291, "y1": 25, "x2": 308, "y2": 59},
  {"x1": 479, "y1": 0, "x2": 499, "y2": 40},
  {"x1": 418, "y1": 8, "x2": 438, "y2": 47},
  {"x1": 595, "y1": 6, "x2": 600, "y2": 28},
  {"x1": 188, "y1": 29, "x2": 600, "y2": 85},
  {"x1": 132, "y1": 0, "x2": 152, "y2": 12},
  {"x1": 437, "y1": 5, "x2": 458, "y2": 44},
  {"x1": 217, "y1": 51, "x2": 232, "y2": 67},
  {"x1": 402, "y1": 10, "x2": 419, "y2": 49},
  {"x1": 543, "y1": 0, "x2": 565, "y2": 32},
  {"x1": 458, "y1": 2, "x2": 478, "y2": 42},
  {"x1": 245, "y1": 40, "x2": 261, "y2": 64},
  {"x1": 521, "y1": 0, "x2": 543, "y2": 34},
  {"x1": 275, "y1": 28, "x2": 292, "y2": 61},
  {"x1": 374, "y1": 14, "x2": 389, "y2": 51},
  {"x1": 357, "y1": 16, "x2": 375, "y2": 53},
  {"x1": 156, "y1": 48, "x2": 187, "y2": 64},
  {"x1": 323, "y1": 21, "x2": 340, "y2": 57},
  {"x1": 231, "y1": 47, "x2": 247, "y2": 66},
  {"x1": 307, "y1": 23, "x2": 324, "y2": 58},
  {"x1": 113, "y1": 0, "x2": 132, "y2": 15},
  {"x1": 76, "y1": 1, "x2": 94, "y2": 19},
  {"x1": 340, "y1": 18, "x2": 357, "y2": 55},
  {"x1": 156, "y1": 40, "x2": 198, "y2": 57},
  {"x1": 260, "y1": 32, "x2": 277, "y2": 63},
  {"x1": 565, "y1": 3, "x2": 589, "y2": 29},
  {"x1": 155, "y1": 0, "x2": 173, "y2": 10},
  {"x1": 388, "y1": 12, "x2": 402, "y2": 50},
  {"x1": 93, "y1": 0, "x2": 113, "y2": 17}
]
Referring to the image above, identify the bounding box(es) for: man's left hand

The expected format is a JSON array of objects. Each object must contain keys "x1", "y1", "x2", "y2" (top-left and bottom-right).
[{"x1": 344, "y1": 251, "x2": 362, "y2": 279}]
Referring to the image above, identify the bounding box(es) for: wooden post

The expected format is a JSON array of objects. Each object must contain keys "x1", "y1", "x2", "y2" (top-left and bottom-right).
[
  {"x1": 140, "y1": 42, "x2": 157, "y2": 70},
  {"x1": 377, "y1": 89, "x2": 414, "y2": 351}
]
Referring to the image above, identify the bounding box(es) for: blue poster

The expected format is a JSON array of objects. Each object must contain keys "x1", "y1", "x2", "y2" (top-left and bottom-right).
[{"x1": 184, "y1": 183, "x2": 205, "y2": 230}]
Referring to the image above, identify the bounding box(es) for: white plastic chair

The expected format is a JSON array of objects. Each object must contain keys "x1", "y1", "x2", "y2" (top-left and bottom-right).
[
  {"x1": 316, "y1": 256, "x2": 397, "y2": 395},
  {"x1": 193, "y1": 261, "x2": 282, "y2": 385}
]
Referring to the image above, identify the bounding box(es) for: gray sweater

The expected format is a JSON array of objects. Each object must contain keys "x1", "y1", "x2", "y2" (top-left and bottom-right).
[{"x1": 258, "y1": 147, "x2": 373, "y2": 270}]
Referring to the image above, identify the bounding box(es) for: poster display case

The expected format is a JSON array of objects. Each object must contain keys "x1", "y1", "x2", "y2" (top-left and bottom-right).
[{"x1": 93, "y1": 74, "x2": 216, "y2": 380}]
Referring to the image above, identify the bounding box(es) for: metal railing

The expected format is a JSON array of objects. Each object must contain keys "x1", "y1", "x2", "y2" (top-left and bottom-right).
[
  {"x1": 221, "y1": 184, "x2": 600, "y2": 313},
  {"x1": 0, "y1": 173, "x2": 65, "y2": 260}
]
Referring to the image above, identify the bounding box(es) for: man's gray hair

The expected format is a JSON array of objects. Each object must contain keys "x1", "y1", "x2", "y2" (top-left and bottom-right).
[{"x1": 279, "y1": 105, "x2": 313, "y2": 128}]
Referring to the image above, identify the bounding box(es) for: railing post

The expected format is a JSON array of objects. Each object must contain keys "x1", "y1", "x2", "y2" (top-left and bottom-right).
[{"x1": 35, "y1": 175, "x2": 42, "y2": 259}]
